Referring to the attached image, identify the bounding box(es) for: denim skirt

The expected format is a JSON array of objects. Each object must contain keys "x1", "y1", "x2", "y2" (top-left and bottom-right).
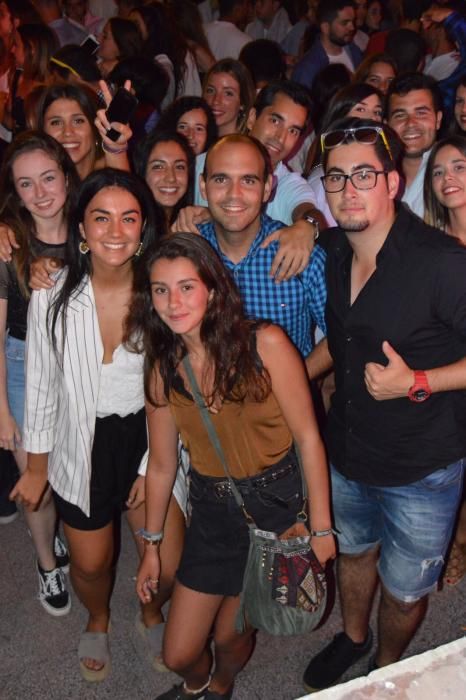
[{"x1": 177, "y1": 449, "x2": 304, "y2": 596}]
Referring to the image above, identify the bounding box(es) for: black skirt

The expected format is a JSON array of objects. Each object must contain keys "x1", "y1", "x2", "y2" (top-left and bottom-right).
[{"x1": 177, "y1": 449, "x2": 304, "y2": 596}]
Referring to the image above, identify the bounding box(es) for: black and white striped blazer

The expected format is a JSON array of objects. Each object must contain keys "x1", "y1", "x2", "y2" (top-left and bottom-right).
[{"x1": 23, "y1": 273, "x2": 107, "y2": 516}]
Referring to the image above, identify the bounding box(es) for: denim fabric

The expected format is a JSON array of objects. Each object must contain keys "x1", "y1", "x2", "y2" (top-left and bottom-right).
[
  {"x1": 331, "y1": 461, "x2": 464, "y2": 602},
  {"x1": 177, "y1": 453, "x2": 303, "y2": 595},
  {"x1": 5, "y1": 334, "x2": 25, "y2": 431}
]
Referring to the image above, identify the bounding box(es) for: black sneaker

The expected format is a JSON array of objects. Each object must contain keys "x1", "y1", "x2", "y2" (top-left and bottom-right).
[
  {"x1": 303, "y1": 629, "x2": 373, "y2": 692},
  {"x1": 0, "y1": 504, "x2": 18, "y2": 524},
  {"x1": 54, "y1": 534, "x2": 70, "y2": 574},
  {"x1": 37, "y1": 562, "x2": 71, "y2": 616},
  {"x1": 155, "y1": 682, "x2": 207, "y2": 700}
]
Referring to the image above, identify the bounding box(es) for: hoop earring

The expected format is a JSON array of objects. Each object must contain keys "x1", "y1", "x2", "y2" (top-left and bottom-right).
[
  {"x1": 134, "y1": 241, "x2": 143, "y2": 257},
  {"x1": 79, "y1": 240, "x2": 89, "y2": 254}
]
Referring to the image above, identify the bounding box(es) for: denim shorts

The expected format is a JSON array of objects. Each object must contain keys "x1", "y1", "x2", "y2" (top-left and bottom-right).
[
  {"x1": 331, "y1": 461, "x2": 464, "y2": 602},
  {"x1": 177, "y1": 450, "x2": 303, "y2": 596},
  {"x1": 5, "y1": 335, "x2": 25, "y2": 431}
]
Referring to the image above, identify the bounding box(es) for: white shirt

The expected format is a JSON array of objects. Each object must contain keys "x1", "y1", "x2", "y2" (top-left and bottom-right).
[
  {"x1": 327, "y1": 49, "x2": 355, "y2": 74},
  {"x1": 204, "y1": 20, "x2": 251, "y2": 60},
  {"x1": 353, "y1": 29, "x2": 369, "y2": 53},
  {"x1": 401, "y1": 149, "x2": 431, "y2": 220},
  {"x1": 246, "y1": 8, "x2": 291, "y2": 44},
  {"x1": 307, "y1": 164, "x2": 337, "y2": 228},
  {"x1": 179, "y1": 50, "x2": 202, "y2": 98},
  {"x1": 424, "y1": 52, "x2": 459, "y2": 81},
  {"x1": 194, "y1": 155, "x2": 317, "y2": 225}
]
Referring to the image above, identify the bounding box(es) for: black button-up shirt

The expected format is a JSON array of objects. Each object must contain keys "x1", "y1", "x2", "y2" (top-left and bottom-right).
[{"x1": 322, "y1": 205, "x2": 466, "y2": 486}]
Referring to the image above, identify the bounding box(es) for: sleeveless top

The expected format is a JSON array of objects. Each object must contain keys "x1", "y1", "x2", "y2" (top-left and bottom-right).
[{"x1": 169, "y1": 373, "x2": 292, "y2": 479}]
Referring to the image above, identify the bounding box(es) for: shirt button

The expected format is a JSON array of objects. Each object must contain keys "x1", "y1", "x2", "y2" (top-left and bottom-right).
[
  {"x1": 348, "y1": 427, "x2": 353, "y2": 434},
  {"x1": 346, "y1": 335, "x2": 352, "y2": 342},
  {"x1": 345, "y1": 368, "x2": 351, "y2": 375},
  {"x1": 346, "y1": 399, "x2": 352, "y2": 406}
]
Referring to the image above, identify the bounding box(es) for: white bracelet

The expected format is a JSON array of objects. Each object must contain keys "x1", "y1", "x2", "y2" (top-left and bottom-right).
[{"x1": 137, "y1": 528, "x2": 164, "y2": 543}]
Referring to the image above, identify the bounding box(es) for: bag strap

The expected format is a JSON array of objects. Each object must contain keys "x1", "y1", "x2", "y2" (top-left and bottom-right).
[{"x1": 182, "y1": 355, "x2": 258, "y2": 526}]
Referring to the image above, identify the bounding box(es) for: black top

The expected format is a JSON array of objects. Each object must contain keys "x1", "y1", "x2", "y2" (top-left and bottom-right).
[
  {"x1": 0, "y1": 238, "x2": 66, "y2": 341},
  {"x1": 323, "y1": 205, "x2": 466, "y2": 486}
]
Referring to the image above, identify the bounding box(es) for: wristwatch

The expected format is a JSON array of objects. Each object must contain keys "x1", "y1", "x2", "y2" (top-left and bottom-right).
[
  {"x1": 408, "y1": 370, "x2": 432, "y2": 403},
  {"x1": 302, "y1": 214, "x2": 320, "y2": 240}
]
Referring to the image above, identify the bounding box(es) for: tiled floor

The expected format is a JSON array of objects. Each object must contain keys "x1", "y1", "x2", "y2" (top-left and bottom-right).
[{"x1": 1, "y1": 512, "x2": 465, "y2": 700}]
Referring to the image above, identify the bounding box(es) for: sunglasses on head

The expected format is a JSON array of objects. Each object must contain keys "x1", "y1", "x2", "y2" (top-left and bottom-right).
[{"x1": 320, "y1": 126, "x2": 393, "y2": 161}]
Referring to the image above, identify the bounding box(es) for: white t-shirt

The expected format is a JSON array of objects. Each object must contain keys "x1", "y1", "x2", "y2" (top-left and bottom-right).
[
  {"x1": 327, "y1": 49, "x2": 355, "y2": 74},
  {"x1": 401, "y1": 149, "x2": 431, "y2": 220},
  {"x1": 307, "y1": 164, "x2": 337, "y2": 228},
  {"x1": 204, "y1": 20, "x2": 251, "y2": 60},
  {"x1": 424, "y1": 52, "x2": 460, "y2": 81}
]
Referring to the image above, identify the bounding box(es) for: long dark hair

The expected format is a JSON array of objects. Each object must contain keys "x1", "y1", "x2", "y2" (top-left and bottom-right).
[
  {"x1": 35, "y1": 82, "x2": 103, "y2": 165},
  {"x1": 132, "y1": 3, "x2": 187, "y2": 95},
  {"x1": 156, "y1": 96, "x2": 218, "y2": 153},
  {"x1": 0, "y1": 130, "x2": 80, "y2": 295},
  {"x1": 49, "y1": 168, "x2": 166, "y2": 356},
  {"x1": 203, "y1": 58, "x2": 255, "y2": 133},
  {"x1": 107, "y1": 17, "x2": 142, "y2": 61},
  {"x1": 133, "y1": 129, "x2": 195, "y2": 225},
  {"x1": 127, "y1": 233, "x2": 271, "y2": 408},
  {"x1": 424, "y1": 135, "x2": 466, "y2": 230}
]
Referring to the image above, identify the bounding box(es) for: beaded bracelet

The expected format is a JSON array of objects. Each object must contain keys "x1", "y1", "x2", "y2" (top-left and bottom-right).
[
  {"x1": 137, "y1": 528, "x2": 164, "y2": 544},
  {"x1": 310, "y1": 527, "x2": 337, "y2": 537},
  {"x1": 102, "y1": 141, "x2": 128, "y2": 155}
]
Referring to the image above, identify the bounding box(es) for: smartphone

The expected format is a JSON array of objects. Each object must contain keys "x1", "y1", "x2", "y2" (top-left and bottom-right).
[
  {"x1": 105, "y1": 87, "x2": 139, "y2": 142},
  {"x1": 80, "y1": 34, "x2": 100, "y2": 56}
]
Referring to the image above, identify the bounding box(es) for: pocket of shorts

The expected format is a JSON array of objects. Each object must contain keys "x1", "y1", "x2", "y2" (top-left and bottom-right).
[{"x1": 418, "y1": 460, "x2": 464, "y2": 491}]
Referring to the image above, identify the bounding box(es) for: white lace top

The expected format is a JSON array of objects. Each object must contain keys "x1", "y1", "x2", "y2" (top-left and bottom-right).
[{"x1": 96, "y1": 344, "x2": 145, "y2": 417}]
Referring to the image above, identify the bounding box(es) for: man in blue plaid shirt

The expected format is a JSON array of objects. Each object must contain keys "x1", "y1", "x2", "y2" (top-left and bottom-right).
[{"x1": 198, "y1": 133, "x2": 330, "y2": 377}]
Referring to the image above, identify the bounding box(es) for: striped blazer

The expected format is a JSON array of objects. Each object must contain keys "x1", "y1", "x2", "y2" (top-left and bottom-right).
[{"x1": 23, "y1": 272, "x2": 144, "y2": 516}]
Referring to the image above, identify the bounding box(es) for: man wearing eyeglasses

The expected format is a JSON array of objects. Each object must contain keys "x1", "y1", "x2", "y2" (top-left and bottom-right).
[{"x1": 303, "y1": 116, "x2": 466, "y2": 692}]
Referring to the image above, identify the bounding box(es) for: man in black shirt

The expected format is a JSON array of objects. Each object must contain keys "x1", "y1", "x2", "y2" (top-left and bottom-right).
[{"x1": 303, "y1": 117, "x2": 466, "y2": 692}]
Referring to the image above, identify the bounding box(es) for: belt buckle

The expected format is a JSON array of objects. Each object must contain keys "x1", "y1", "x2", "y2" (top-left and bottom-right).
[{"x1": 214, "y1": 480, "x2": 230, "y2": 498}]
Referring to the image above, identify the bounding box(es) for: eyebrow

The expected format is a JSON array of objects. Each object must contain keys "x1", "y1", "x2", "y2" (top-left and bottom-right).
[
  {"x1": 270, "y1": 111, "x2": 304, "y2": 132},
  {"x1": 178, "y1": 120, "x2": 205, "y2": 126},
  {"x1": 435, "y1": 158, "x2": 466, "y2": 166},
  {"x1": 16, "y1": 169, "x2": 58, "y2": 180},
  {"x1": 327, "y1": 163, "x2": 379, "y2": 173},
  {"x1": 390, "y1": 105, "x2": 433, "y2": 116},
  {"x1": 150, "y1": 277, "x2": 198, "y2": 286},
  {"x1": 46, "y1": 113, "x2": 86, "y2": 120},
  {"x1": 89, "y1": 208, "x2": 140, "y2": 215},
  {"x1": 208, "y1": 172, "x2": 261, "y2": 180},
  {"x1": 148, "y1": 158, "x2": 187, "y2": 165}
]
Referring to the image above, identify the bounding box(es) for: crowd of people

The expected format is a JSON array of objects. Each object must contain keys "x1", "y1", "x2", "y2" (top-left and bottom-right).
[{"x1": 0, "y1": 0, "x2": 465, "y2": 699}]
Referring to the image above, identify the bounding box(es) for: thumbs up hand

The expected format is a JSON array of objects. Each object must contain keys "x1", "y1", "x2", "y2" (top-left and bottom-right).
[{"x1": 364, "y1": 341, "x2": 413, "y2": 400}]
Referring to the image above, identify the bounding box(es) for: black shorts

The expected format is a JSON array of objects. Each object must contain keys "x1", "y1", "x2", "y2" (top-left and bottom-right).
[
  {"x1": 177, "y1": 450, "x2": 303, "y2": 596},
  {"x1": 53, "y1": 409, "x2": 147, "y2": 531}
]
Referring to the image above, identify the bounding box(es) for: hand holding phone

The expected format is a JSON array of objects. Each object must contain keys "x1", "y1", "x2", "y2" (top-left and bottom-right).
[{"x1": 105, "y1": 88, "x2": 138, "y2": 142}]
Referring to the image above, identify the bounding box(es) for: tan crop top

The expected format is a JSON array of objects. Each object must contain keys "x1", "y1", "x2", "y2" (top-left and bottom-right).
[{"x1": 169, "y1": 377, "x2": 293, "y2": 479}]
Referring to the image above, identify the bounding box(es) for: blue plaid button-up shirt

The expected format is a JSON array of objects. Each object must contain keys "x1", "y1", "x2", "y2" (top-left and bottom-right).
[{"x1": 198, "y1": 215, "x2": 327, "y2": 357}]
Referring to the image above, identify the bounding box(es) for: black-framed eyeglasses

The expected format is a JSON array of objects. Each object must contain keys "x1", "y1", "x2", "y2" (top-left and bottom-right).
[
  {"x1": 320, "y1": 126, "x2": 393, "y2": 161},
  {"x1": 321, "y1": 169, "x2": 387, "y2": 193}
]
